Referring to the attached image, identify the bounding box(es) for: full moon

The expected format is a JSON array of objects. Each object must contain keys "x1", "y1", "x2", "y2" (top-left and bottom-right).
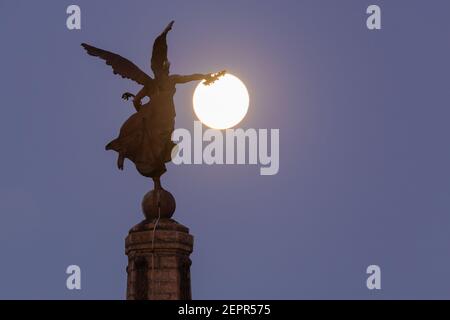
[{"x1": 193, "y1": 73, "x2": 249, "y2": 130}]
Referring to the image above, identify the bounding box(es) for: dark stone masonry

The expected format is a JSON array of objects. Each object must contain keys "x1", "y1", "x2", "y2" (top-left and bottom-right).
[{"x1": 125, "y1": 218, "x2": 194, "y2": 300}]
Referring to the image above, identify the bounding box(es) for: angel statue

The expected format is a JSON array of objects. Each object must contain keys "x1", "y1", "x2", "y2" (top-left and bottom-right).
[{"x1": 82, "y1": 21, "x2": 225, "y2": 197}]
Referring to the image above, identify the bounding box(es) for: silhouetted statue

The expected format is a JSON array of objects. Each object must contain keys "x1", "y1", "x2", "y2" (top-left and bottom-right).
[{"x1": 82, "y1": 21, "x2": 225, "y2": 194}]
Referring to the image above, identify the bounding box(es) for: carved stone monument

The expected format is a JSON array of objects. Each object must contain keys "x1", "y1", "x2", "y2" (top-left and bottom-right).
[
  {"x1": 82, "y1": 21, "x2": 225, "y2": 300},
  {"x1": 125, "y1": 189, "x2": 193, "y2": 300},
  {"x1": 125, "y1": 219, "x2": 193, "y2": 300}
]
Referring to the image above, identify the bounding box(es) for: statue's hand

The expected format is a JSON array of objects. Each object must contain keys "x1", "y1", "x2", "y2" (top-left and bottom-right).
[
  {"x1": 122, "y1": 92, "x2": 135, "y2": 101},
  {"x1": 204, "y1": 70, "x2": 226, "y2": 86}
]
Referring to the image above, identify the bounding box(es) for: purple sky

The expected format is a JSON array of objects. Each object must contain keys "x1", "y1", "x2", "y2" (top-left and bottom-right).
[{"x1": 0, "y1": 0, "x2": 450, "y2": 299}]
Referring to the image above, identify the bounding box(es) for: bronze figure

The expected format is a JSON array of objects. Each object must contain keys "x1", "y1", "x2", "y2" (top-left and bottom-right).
[{"x1": 82, "y1": 21, "x2": 225, "y2": 193}]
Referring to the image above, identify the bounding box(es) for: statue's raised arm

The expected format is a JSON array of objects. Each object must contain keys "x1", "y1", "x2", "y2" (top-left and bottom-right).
[{"x1": 170, "y1": 70, "x2": 226, "y2": 86}]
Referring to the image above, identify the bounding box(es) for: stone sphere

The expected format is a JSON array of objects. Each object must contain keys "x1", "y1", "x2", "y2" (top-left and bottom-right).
[{"x1": 142, "y1": 189, "x2": 176, "y2": 220}]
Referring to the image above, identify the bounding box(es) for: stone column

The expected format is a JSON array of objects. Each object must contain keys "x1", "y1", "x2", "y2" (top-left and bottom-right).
[{"x1": 125, "y1": 218, "x2": 194, "y2": 300}]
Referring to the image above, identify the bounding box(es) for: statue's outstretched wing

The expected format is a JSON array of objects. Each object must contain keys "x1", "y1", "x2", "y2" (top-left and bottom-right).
[
  {"x1": 151, "y1": 21, "x2": 174, "y2": 77},
  {"x1": 81, "y1": 43, "x2": 153, "y2": 86}
]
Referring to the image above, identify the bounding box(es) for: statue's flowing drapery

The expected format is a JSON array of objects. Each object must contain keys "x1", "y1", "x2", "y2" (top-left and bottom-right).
[{"x1": 105, "y1": 25, "x2": 176, "y2": 178}]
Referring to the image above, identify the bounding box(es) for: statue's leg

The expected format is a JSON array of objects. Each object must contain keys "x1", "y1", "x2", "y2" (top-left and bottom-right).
[
  {"x1": 117, "y1": 154, "x2": 125, "y2": 170},
  {"x1": 153, "y1": 177, "x2": 162, "y2": 190}
]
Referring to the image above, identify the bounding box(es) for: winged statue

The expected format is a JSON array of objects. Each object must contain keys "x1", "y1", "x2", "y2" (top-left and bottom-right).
[{"x1": 82, "y1": 21, "x2": 225, "y2": 190}]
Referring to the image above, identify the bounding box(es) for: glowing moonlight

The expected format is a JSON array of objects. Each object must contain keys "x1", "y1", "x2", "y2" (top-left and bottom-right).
[{"x1": 193, "y1": 73, "x2": 249, "y2": 130}]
